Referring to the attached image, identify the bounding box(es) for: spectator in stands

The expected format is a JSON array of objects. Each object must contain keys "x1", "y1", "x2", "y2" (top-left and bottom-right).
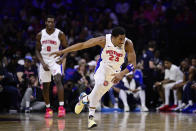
[
  {"x1": 113, "y1": 63, "x2": 148, "y2": 112},
  {"x1": 171, "y1": 59, "x2": 190, "y2": 111},
  {"x1": 16, "y1": 56, "x2": 37, "y2": 96},
  {"x1": 155, "y1": 58, "x2": 183, "y2": 111},
  {"x1": 20, "y1": 74, "x2": 45, "y2": 113},
  {"x1": 73, "y1": 59, "x2": 91, "y2": 94},
  {"x1": 178, "y1": 56, "x2": 196, "y2": 112},
  {"x1": 0, "y1": 60, "x2": 20, "y2": 112}
]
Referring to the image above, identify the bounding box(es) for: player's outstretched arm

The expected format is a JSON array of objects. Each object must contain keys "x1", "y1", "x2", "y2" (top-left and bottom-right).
[{"x1": 50, "y1": 36, "x2": 105, "y2": 57}]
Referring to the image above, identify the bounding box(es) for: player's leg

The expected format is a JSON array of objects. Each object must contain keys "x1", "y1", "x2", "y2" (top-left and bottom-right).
[
  {"x1": 42, "y1": 82, "x2": 53, "y2": 118},
  {"x1": 54, "y1": 74, "x2": 66, "y2": 117},
  {"x1": 39, "y1": 64, "x2": 53, "y2": 118},
  {"x1": 53, "y1": 74, "x2": 64, "y2": 106},
  {"x1": 87, "y1": 83, "x2": 112, "y2": 129},
  {"x1": 74, "y1": 80, "x2": 112, "y2": 128},
  {"x1": 52, "y1": 63, "x2": 65, "y2": 117},
  {"x1": 42, "y1": 82, "x2": 50, "y2": 106}
]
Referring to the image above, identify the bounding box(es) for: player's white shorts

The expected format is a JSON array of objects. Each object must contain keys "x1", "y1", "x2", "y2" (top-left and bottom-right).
[
  {"x1": 94, "y1": 62, "x2": 118, "y2": 87},
  {"x1": 39, "y1": 60, "x2": 62, "y2": 83},
  {"x1": 88, "y1": 62, "x2": 119, "y2": 107}
]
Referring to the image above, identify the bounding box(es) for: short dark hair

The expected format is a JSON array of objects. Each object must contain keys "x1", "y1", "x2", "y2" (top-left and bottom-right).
[
  {"x1": 45, "y1": 15, "x2": 55, "y2": 21},
  {"x1": 112, "y1": 27, "x2": 125, "y2": 37}
]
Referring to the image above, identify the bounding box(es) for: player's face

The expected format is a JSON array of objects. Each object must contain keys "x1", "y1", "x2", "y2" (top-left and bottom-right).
[
  {"x1": 113, "y1": 35, "x2": 125, "y2": 47},
  {"x1": 45, "y1": 18, "x2": 55, "y2": 30}
]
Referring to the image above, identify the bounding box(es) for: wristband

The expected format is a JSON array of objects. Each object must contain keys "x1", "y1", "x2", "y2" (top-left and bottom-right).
[{"x1": 126, "y1": 64, "x2": 134, "y2": 72}]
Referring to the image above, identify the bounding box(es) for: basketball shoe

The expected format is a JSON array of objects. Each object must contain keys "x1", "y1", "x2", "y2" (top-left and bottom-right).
[
  {"x1": 75, "y1": 92, "x2": 88, "y2": 114},
  {"x1": 88, "y1": 115, "x2": 97, "y2": 129},
  {"x1": 45, "y1": 108, "x2": 53, "y2": 118},
  {"x1": 58, "y1": 106, "x2": 66, "y2": 117}
]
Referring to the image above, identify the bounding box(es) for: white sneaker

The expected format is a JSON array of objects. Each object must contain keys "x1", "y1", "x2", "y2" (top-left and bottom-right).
[
  {"x1": 75, "y1": 92, "x2": 88, "y2": 114},
  {"x1": 124, "y1": 106, "x2": 129, "y2": 112},
  {"x1": 141, "y1": 106, "x2": 149, "y2": 112},
  {"x1": 88, "y1": 115, "x2": 97, "y2": 129}
]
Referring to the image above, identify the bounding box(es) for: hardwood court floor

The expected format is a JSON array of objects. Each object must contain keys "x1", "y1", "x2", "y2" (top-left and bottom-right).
[{"x1": 0, "y1": 112, "x2": 196, "y2": 131}]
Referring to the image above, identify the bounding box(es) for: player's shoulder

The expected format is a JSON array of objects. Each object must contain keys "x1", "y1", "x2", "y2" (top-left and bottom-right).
[
  {"x1": 125, "y1": 38, "x2": 133, "y2": 46},
  {"x1": 56, "y1": 28, "x2": 65, "y2": 35},
  {"x1": 125, "y1": 38, "x2": 133, "y2": 50},
  {"x1": 36, "y1": 28, "x2": 46, "y2": 36}
]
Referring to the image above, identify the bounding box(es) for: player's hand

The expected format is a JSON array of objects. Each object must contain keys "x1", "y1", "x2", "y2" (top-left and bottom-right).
[
  {"x1": 42, "y1": 63, "x2": 49, "y2": 71},
  {"x1": 111, "y1": 73, "x2": 124, "y2": 84},
  {"x1": 50, "y1": 51, "x2": 63, "y2": 58}
]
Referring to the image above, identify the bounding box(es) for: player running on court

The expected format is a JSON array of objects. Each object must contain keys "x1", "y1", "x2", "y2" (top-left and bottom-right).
[{"x1": 50, "y1": 27, "x2": 136, "y2": 129}]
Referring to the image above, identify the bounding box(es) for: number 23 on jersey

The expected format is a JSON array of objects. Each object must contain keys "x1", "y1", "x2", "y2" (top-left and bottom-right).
[{"x1": 109, "y1": 55, "x2": 119, "y2": 62}]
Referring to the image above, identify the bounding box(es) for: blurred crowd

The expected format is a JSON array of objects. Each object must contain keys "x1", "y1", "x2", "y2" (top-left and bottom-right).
[{"x1": 0, "y1": 0, "x2": 196, "y2": 113}]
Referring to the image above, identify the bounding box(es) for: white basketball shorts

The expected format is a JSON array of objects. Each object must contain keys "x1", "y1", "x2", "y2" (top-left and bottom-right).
[{"x1": 39, "y1": 58, "x2": 62, "y2": 83}]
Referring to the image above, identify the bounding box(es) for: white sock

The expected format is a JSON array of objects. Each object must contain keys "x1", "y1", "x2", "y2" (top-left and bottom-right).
[
  {"x1": 119, "y1": 90, "x2": 128, "y2": 107},
  {"x1": 173, "y1": 90, "x2": 178, "y2": 105},
  {"x1": 165, "y1": 87, "x2": 170, "y2": 105},
  {"x1": 59, "y1": 102, "x2": 64, "y2": 106},
  {"x1": 188, "y1": 100, "x2": 193, "y2": 106},
  {"x1": 178, "y1": 100, "x2": 182, "y2": 107},
  {"x1": 46, "y1": 104, "x2": 50, "y2": 108},
  {"x1": 26, "y1": 101, "x2": 30, "y2": 108},
  {"x1": 89, "y1": 108, "x2": 96, "y2": 116},
  {"x1": 139, "y1": 90, "x2": 146, "y2": 107}
]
